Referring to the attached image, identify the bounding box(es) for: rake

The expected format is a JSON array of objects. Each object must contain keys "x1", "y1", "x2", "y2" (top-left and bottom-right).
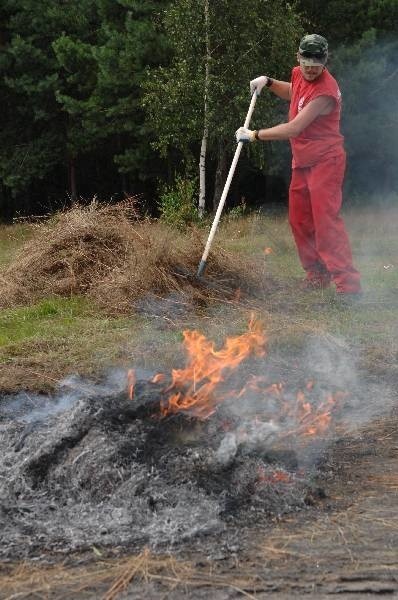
[{"x1": 196, "y1": 91, "x2": 258, "y2": 278}]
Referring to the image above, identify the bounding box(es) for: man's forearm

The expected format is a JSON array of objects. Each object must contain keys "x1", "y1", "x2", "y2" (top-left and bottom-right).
[
  {"x1": 256, "y1": 121, "x2": 296, "y2": 141},
  {"x1": 267, "y1": 79, "x2": 291, "y2": 101}
]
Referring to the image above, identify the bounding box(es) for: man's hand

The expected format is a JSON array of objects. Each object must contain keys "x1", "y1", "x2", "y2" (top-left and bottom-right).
[
  {"x1": 236, "y1": 127, "x2": 256, "y2": 143},
  {"x1": 250, "y1": 75, "x2": 269, "y2": 96}
]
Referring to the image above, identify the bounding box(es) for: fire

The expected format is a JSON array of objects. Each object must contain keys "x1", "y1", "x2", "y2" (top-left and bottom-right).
[
  {"x1": 264, "y1": 247, "x2": 273, "y2": 255},
  {"x1": 272, "y1": 388, "x2": 344, "y2": 442},
  {"x1": 127, "y1": 369, "x2": 136, "y2": 401},
  {"x1": 257, "y1": 466, "x2": 292, "y2": 484},
  {"x1": 127, "y1": 317, "x2": 345, "y2": 442},
  {"x1": 160, "y1": 315, "x2": 266, "y2": 419}
]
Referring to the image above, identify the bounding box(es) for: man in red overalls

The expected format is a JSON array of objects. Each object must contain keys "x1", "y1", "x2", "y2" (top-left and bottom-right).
[{"x1": 236, "y1": 34, "x2": 362, "y2": 299}]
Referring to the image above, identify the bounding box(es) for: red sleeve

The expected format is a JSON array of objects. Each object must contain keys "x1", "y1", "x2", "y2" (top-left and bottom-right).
[{"x1": 311, "y1": 71, "x2": 341, "y2": 105}]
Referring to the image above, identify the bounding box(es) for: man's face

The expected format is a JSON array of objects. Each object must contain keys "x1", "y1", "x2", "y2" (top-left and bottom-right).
[{"x1": 297, "y1": 54, "x2": 325, "y2": 81}]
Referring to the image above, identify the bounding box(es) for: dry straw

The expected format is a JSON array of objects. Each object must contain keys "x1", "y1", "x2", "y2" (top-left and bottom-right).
[{"x1": 0, "y1": 200, "x2": 265, "y2": 315}]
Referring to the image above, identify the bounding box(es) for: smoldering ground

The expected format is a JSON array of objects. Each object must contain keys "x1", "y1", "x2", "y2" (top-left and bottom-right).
[{"x1": 0, "y1": 321, "x2": 395, "y2": 562}]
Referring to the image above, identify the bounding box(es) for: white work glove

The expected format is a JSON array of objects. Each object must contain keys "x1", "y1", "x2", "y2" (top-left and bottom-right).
[
  {"x1": 235, "y1": 127, "x2": 256, "y2": 143},
  {"x1": 250, "y1": 75, "x2": 269, "y2": 96}
]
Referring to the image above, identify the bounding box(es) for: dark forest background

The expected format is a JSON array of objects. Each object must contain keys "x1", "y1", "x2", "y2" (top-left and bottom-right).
[{"x1": 0, "y1": 0, "x2": 397, "y2": 222}]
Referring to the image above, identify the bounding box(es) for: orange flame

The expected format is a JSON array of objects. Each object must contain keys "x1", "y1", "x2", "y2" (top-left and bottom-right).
[
  {"x1": 160, "y1": 316, "x2": 266, "y2": 419},
  {"x1": 257, "y1": 466, "x2": 292, "y2": 484},
  {"x1": 127, "y1": 369, "x2": 136, "y2": 401},
  {"x1": 126, "y1": 318, "x2": 345, "y2": 443},
  {"x1": 277, "y1": 388, "x2": 342, "y2": 441}
]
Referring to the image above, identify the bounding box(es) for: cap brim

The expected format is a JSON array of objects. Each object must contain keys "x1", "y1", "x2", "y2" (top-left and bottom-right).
[{"x1": 299, "y1": 56, "x2": 326, "y2": 67}]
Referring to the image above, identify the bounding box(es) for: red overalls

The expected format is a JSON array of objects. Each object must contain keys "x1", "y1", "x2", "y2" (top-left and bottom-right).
[{"x1": 288, "y1": 67, "x2": 361, "y2": 293}]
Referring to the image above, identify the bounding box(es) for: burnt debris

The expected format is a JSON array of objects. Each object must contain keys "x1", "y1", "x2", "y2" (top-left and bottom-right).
[{"x1": 0, "y1": 382, "x2": 317, "y2": 561}]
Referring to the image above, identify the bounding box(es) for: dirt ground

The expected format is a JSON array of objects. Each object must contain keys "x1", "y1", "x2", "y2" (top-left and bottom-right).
[
  {"x1": 106, "y1": 413, "x2": 398, "y2": 599},
  {"x1": 1, "y1": 406, "x2": 397, "y2": 599}
]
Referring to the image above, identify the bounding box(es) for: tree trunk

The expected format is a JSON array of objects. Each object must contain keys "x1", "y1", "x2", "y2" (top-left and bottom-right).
[
  {"x1": 198, "y1": 0, "x2": 210, "y2": 218},
  {"x1": 69, "y1": 157, "x2": 77, "y2": 202},
  {"x1": 212, "y1": 141, "x2": 228, "y2": 212},
  {"x1": 199, "y1": 129, "x2": 208, "y2": 217}
]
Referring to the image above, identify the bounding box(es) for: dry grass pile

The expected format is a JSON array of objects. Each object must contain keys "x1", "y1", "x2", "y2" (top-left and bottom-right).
[{"x1": 0, "y1": 201, "x2": 265, "y2": 314}]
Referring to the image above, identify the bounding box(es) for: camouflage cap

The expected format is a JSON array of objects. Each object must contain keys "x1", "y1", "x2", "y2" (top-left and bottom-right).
[{"x1": 298, "y1": 34, "x2": 328, "y2": 66}]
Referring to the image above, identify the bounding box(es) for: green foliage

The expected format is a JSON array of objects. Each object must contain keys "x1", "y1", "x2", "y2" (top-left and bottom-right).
[
  {"x1": 0, "y1": 0, "x2": 397, "y2": 218},
  {"x1": 158, "y1": 176, "x2": 199, "y2": 228},
  {"x1": 51, "y1": 0, "x2": 170, "y2": 175},
  {"x1": 227, "y1": 200, "x2": 247, "y2": 221},
  {"x1": 296, "y1": 0, "x2": 398, "y2": 43},
  {"x1": 0, "y1": 0, "x2": 98, "y2": 206},
  {"x1": 143, "y1": 0, "x2": 302, "y2": 168},
  {"x1": 0, "y1": 0, "x2": 169, "y2": 216}
]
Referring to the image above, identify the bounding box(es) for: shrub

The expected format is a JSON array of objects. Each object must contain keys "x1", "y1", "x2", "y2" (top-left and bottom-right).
[{"x1": 158, "y1": 176, "x2": 199, "y2": 229}]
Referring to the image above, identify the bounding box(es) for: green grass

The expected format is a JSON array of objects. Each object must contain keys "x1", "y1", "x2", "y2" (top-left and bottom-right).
[
  {"x1": 0, "y1": 293, "x2": 187, "y2": 391},
  {"x1": 0, "y1": 297, "x2": 91, "y2": 345}
]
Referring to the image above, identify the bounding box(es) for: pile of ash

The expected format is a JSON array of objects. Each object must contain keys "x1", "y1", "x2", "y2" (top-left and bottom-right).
[{"x1": 0, "y1": 381, "x2": 315, "y2": 561}]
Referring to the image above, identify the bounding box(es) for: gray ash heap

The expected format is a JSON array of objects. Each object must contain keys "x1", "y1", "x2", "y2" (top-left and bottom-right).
[{"x1": 0, "y1": 322, "x2": 347, "y2": 560}]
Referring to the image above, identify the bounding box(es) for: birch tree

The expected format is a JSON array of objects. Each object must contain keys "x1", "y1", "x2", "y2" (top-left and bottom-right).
[
  {"x1": 198, "y1": 0, "x2": 210, "y2": 218},
  {"x1": 143, "y1": 0, "x2": 302, "y2": 214}
]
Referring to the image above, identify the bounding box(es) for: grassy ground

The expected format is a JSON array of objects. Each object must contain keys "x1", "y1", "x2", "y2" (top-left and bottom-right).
[
  {"x1": 0, "y1": 205, "x2": 397, "y2": 393},
  {"x1": 220, "y1": 206, "x2": 398, "y2": 366}
]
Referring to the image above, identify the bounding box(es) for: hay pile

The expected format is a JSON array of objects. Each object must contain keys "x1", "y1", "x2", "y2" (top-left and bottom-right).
[{"x1": 0, "y1": 202, "x2": 263, "y2": 314}]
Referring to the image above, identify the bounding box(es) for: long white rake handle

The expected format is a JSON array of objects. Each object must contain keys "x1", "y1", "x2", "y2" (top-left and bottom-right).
[{"x1": 197, "y1": 91, "x2": 258, "y2": 277}]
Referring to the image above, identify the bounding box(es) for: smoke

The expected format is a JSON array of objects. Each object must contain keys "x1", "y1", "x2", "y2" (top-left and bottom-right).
[
  {"x1": 215, "y1": 422, "x2": 280, "y2": 467},
  {"x1": 1, "y1": 369, "x2": 136, "y2": 425},
  {"x1": 1, "y1": 302, "x2": 396, "y2": 559},
  {"x1": 200, "y1": 314, "x2": 397, "y2": 468},
  {"x1": 302, "y1": 333, "x2": 396, "y2": 425},
  {"x1": 1, "y1": 390, "x2": 76, "y2": 424},
  {"x1": 333, "y1": 34, "x2": 398, "y2": 200}
]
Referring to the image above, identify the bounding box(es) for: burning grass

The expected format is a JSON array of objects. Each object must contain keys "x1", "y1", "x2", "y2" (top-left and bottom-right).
[{"x1": 0, "y1": 201, "x2": 267, "y2": 316}]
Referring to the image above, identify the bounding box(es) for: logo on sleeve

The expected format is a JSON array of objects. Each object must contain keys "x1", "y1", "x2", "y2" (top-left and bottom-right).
[{"x1": 298, "y1": 96, "x2": 305, "y2": 112}]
